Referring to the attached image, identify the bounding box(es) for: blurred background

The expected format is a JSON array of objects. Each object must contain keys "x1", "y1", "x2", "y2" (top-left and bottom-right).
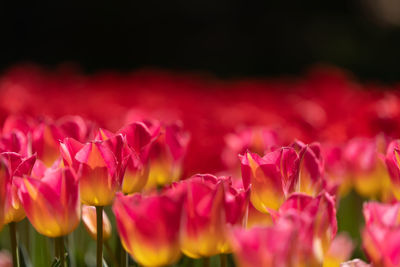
[{"x1": 1, "y1": 0, "x2": 400, "y2": 81}]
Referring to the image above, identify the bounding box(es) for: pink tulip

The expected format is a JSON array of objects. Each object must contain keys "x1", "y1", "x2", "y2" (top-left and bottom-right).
[
  {"x1": 82, "y1": 205, "x2": 112, "y2": 241},
  {"x1": 362, "y1": 201, "x2": 400, "y2": 267},
  {"x1": 75, "y1": 140, "x2": 119, "y2": 206},
  {"x1": 176, "y1": 174, "x2": 248, "y2": 258},
  {"x1": 1, "y1": 152, "x2": 36, "y2": 224},
  {"x1": 113, "y1": 192, "x2": 183, "y2": 267},
  {"x1": 16, "y1": 167, "x2": 80, "y2": 237},
  {"x1": 385, "y1": 139, "x2": 400, "y2": 200},
  {"x1": 240, "y1": 147, "x2": 299, "y2": 212}
]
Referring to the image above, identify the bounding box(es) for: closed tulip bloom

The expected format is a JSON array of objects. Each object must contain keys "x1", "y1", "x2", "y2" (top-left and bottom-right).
[
  {"x1": 293, "y1": 141, "x2": 325, "y2": 196},
  {"x1": 323, "y1": 233, "x2": 354, "y2": 267},
  {"x1": 0, "y1": 156, "x2": 8, "y2": 228},
  {"x1": 113, "y1": 192, "x2": 182, "y2": 267},
  {"x1": 362, "y1": 202, "x2": 400, "y2": 267},
  {"x1": 0, "y1": 130, "x2": 28, "y2": 156},
  {"x1": 222, "y1": 127, "x2": 281, "y2": 170},
  {"x1": 75, "y1": 140, "x2": 119, "y2": 206},
  {"x1": 145, "y1": 121, "x2": 190, "y2": 189},
  {"x1": 16, "y1": 167, "x2": 80, "y2": 237},
  {"x1": 33, "y1": 116, "x2": 90, "y2": 166},
  {"x1": 231, "y1": 224, "x2": 296, "y2": 267},
  {"x1": 279, "y1": 192, "x2": 337, "y2": 262},
  {"x1": 344, "y1": 137, "x2": 391, "y2": 200},
  {"x1": 82, "y1": 205, "x2": 112, "y2": 241},
  {"x1": 385, "y1": 140, "x2": 400, "y2": 199},
  {"x1": 118, "y1": 122, "x2": 152, "y2": 194},
  {"x1": 177, "y1": 174, "x2": 248, "y2": 258},
  {"x1": 1, "y1": 152, "x2": 36, "y2": 224},
  {"x1": 240, "y1": 147, "x2": 299, "y2": 212},
  {"x1": 59, "y1": 137, "x2": 84, "y2": 172}
]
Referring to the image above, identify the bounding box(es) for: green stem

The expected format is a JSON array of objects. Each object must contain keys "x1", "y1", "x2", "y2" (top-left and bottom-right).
[
  {"x1": 96, "y1": 206, "x2": 104, "y2": 267},
  {"x1": 9, "y1": 222, "x2": 19, "y2": 267},
  {"x1": 105, "y1": 241, "x2": 119, "y2": 267},
  {"x1": 220, "y1": 254, "x2": 227, "y2": 267},
  {"x1": 56, "y1": 236, "x2": 65, "y2": 267},
  {"x1": 120, "y1": 245, "x2": 127, "y2": 267},
  {"x1": 203, "y1": 257, "x2": 210, "y2": 267}
]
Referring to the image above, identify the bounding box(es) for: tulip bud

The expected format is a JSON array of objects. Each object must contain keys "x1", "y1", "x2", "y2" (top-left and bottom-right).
[
  {"x1": 231, "y1": 224, "x2": 296, "y2": 267},
  {"x1": 1, "y1": 152, "x2": 36, "y2": 224},
  {"x1": 113, "y1": 192, "x2": 182, "y2": 267},
  {"x1": 117, "y1": 122, "x2": 152, "y2": 194},
  {"x1": 176, "y1": 174, "x2": 248, "y2": 258},
  {"x1": 75, "y1": 140, "x2": 118, "y2": 206},
  {"x1": 16, "y1": 167, "x2": 80, "y2": 237},
  {"x1": 279, "y1": 192, "x2": 337, "y2": 261},
  {"x1": 240, "y1": 147, "x2": 299, "y2": 212},
  {"x1": 82, "y1": 205, "x2": 112, "y2": 241},
  {"x1": 294, "y1": 141, "x2": 325, "y2": 196},
  {"x1": 0, "y1": 130, "x2": 28, "y2": 156},
  {"x1": 385, "y1": 139, "x2": 400, "y2": 199},
  {"x1": 345, "y1": 137, "x2": 391, "y2": 200},
  {"x1": 144, "y1": 121, "x2": 189, "y2": 189},
  {"x1": 362, "y1": 201, "x2": 400, "y2": 267},
  {"x1": 323, "y1": 233, "x2": 354, "y2": 267}
]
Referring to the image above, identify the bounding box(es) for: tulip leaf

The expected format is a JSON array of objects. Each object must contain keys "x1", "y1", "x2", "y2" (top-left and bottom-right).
[{"x1": 50, "y1": 258, "x2": 61, "y2": 267}]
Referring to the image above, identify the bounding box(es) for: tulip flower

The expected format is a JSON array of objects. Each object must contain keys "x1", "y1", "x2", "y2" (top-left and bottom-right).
[
  {"x1": 240, "y1": 147, "x2": 299, "y2": 212},
  {"x1": 323, "y1": 233, "x2": 354, "y2": 267},
  {"x1": 113, "y1": 192, "x2": 183, "y2": 267},
  {"x1": 82, "y1": 205, "x2": 112, "y2": 241},
  {"x1": 15, "y1": 167, "x2": 80, "y2": 237},
  {"x1": 344, "y1": 136, "x2": 392, "y2": 201},
  {"x1": 278, "y1": 192, "x2": 337, "y2": 262},
  {"x1": 144, "y1": 121, "x2": 190, "y2": 189},
  {"x1": 0, "y1": 250, "x2": 12, "y2": 267},
  {"x1": 0, "y1": 155, "x2": 8, "y2": 229},
  {"x1": 1, "y1": 152, "x2": 36, "y2": 224},
  {"x1": 59, "y1": 137, "x2": 84, "y2": 172},
  {"x1": 293, "y1": 141, "x2": 325, "y2": 196},
  {"x1": 362, "y1": 201, "x2": 400, "y2": 267},
  {"x1": 222, "y1": 127, "x2": 281, "y2": 170},
  {"x1": 118, "y1": 122, "x2": 153, "y2": 194},
  {"x1": 32, "y1": 116, "x2": 89, "y2": 166},
  {"x1": 75, "y1": 140, "x2": 119, "y2": 206},
  {"x1": 321, "y1": 143, "x2": 352, "y2": 196},
  {"x1": 0, "y1": 130, "x2": 29, "y2": 156},
  {"x1": 385, "y1": 139, "x2": 400, "y2": 200},
  {"x1": 176, "y1": 174, "x2": 248, "y2": 258},
  {"x1": 231, "y1": 224, "x2": 296, "y2": 267}
]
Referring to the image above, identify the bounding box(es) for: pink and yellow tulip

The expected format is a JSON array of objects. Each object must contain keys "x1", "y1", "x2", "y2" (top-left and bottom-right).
[
  {"x1": 344, "y1": 136, "x2": 392, "y2": 200},
  {"x1": 1, "y1": 152, "x2": 36, "y2": 224},
  {"x1": 176, "y1": 174, "x2": 248, "y2": 258},
  {"x1": 144, "y1": 121, "x2": 190, "y2": 189},
  {"x1": 82, "y1": 205, "x2": 112, "y2": 241},
  {"x1": 240, "y1": 147, "x2": 300, "y2": 212},
  {"x1": 113, "y1": 192, "x2": 183, "y2": 267},
  {"x1": 15, "y1": 167, "x2": 80, "y2": 237},
  {"x1": 362, "y1": 201, "x2": 400, "y2": 267},
  {"x1": 75, "y1": 140, "x2": 119, "y2": 206},
  {"x1": 385, "y1": 139, "x2": 400, "y2": 199},
  {"x1": 118, "y1": 122, "x2": 152, "y2": 194},
  {"x1": 231, "y1": 224, "x2": 297, "y2": 267}
]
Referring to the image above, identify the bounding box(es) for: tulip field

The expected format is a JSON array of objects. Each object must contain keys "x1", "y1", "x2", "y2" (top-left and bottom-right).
[{"x1": 1, "y1": 65, "x2": 400, "y2": 267}]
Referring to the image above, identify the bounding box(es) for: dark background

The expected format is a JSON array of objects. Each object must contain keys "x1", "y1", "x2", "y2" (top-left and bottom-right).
[{"x1": 1, "y1": 0, "x2": 400, "y2": 81}]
